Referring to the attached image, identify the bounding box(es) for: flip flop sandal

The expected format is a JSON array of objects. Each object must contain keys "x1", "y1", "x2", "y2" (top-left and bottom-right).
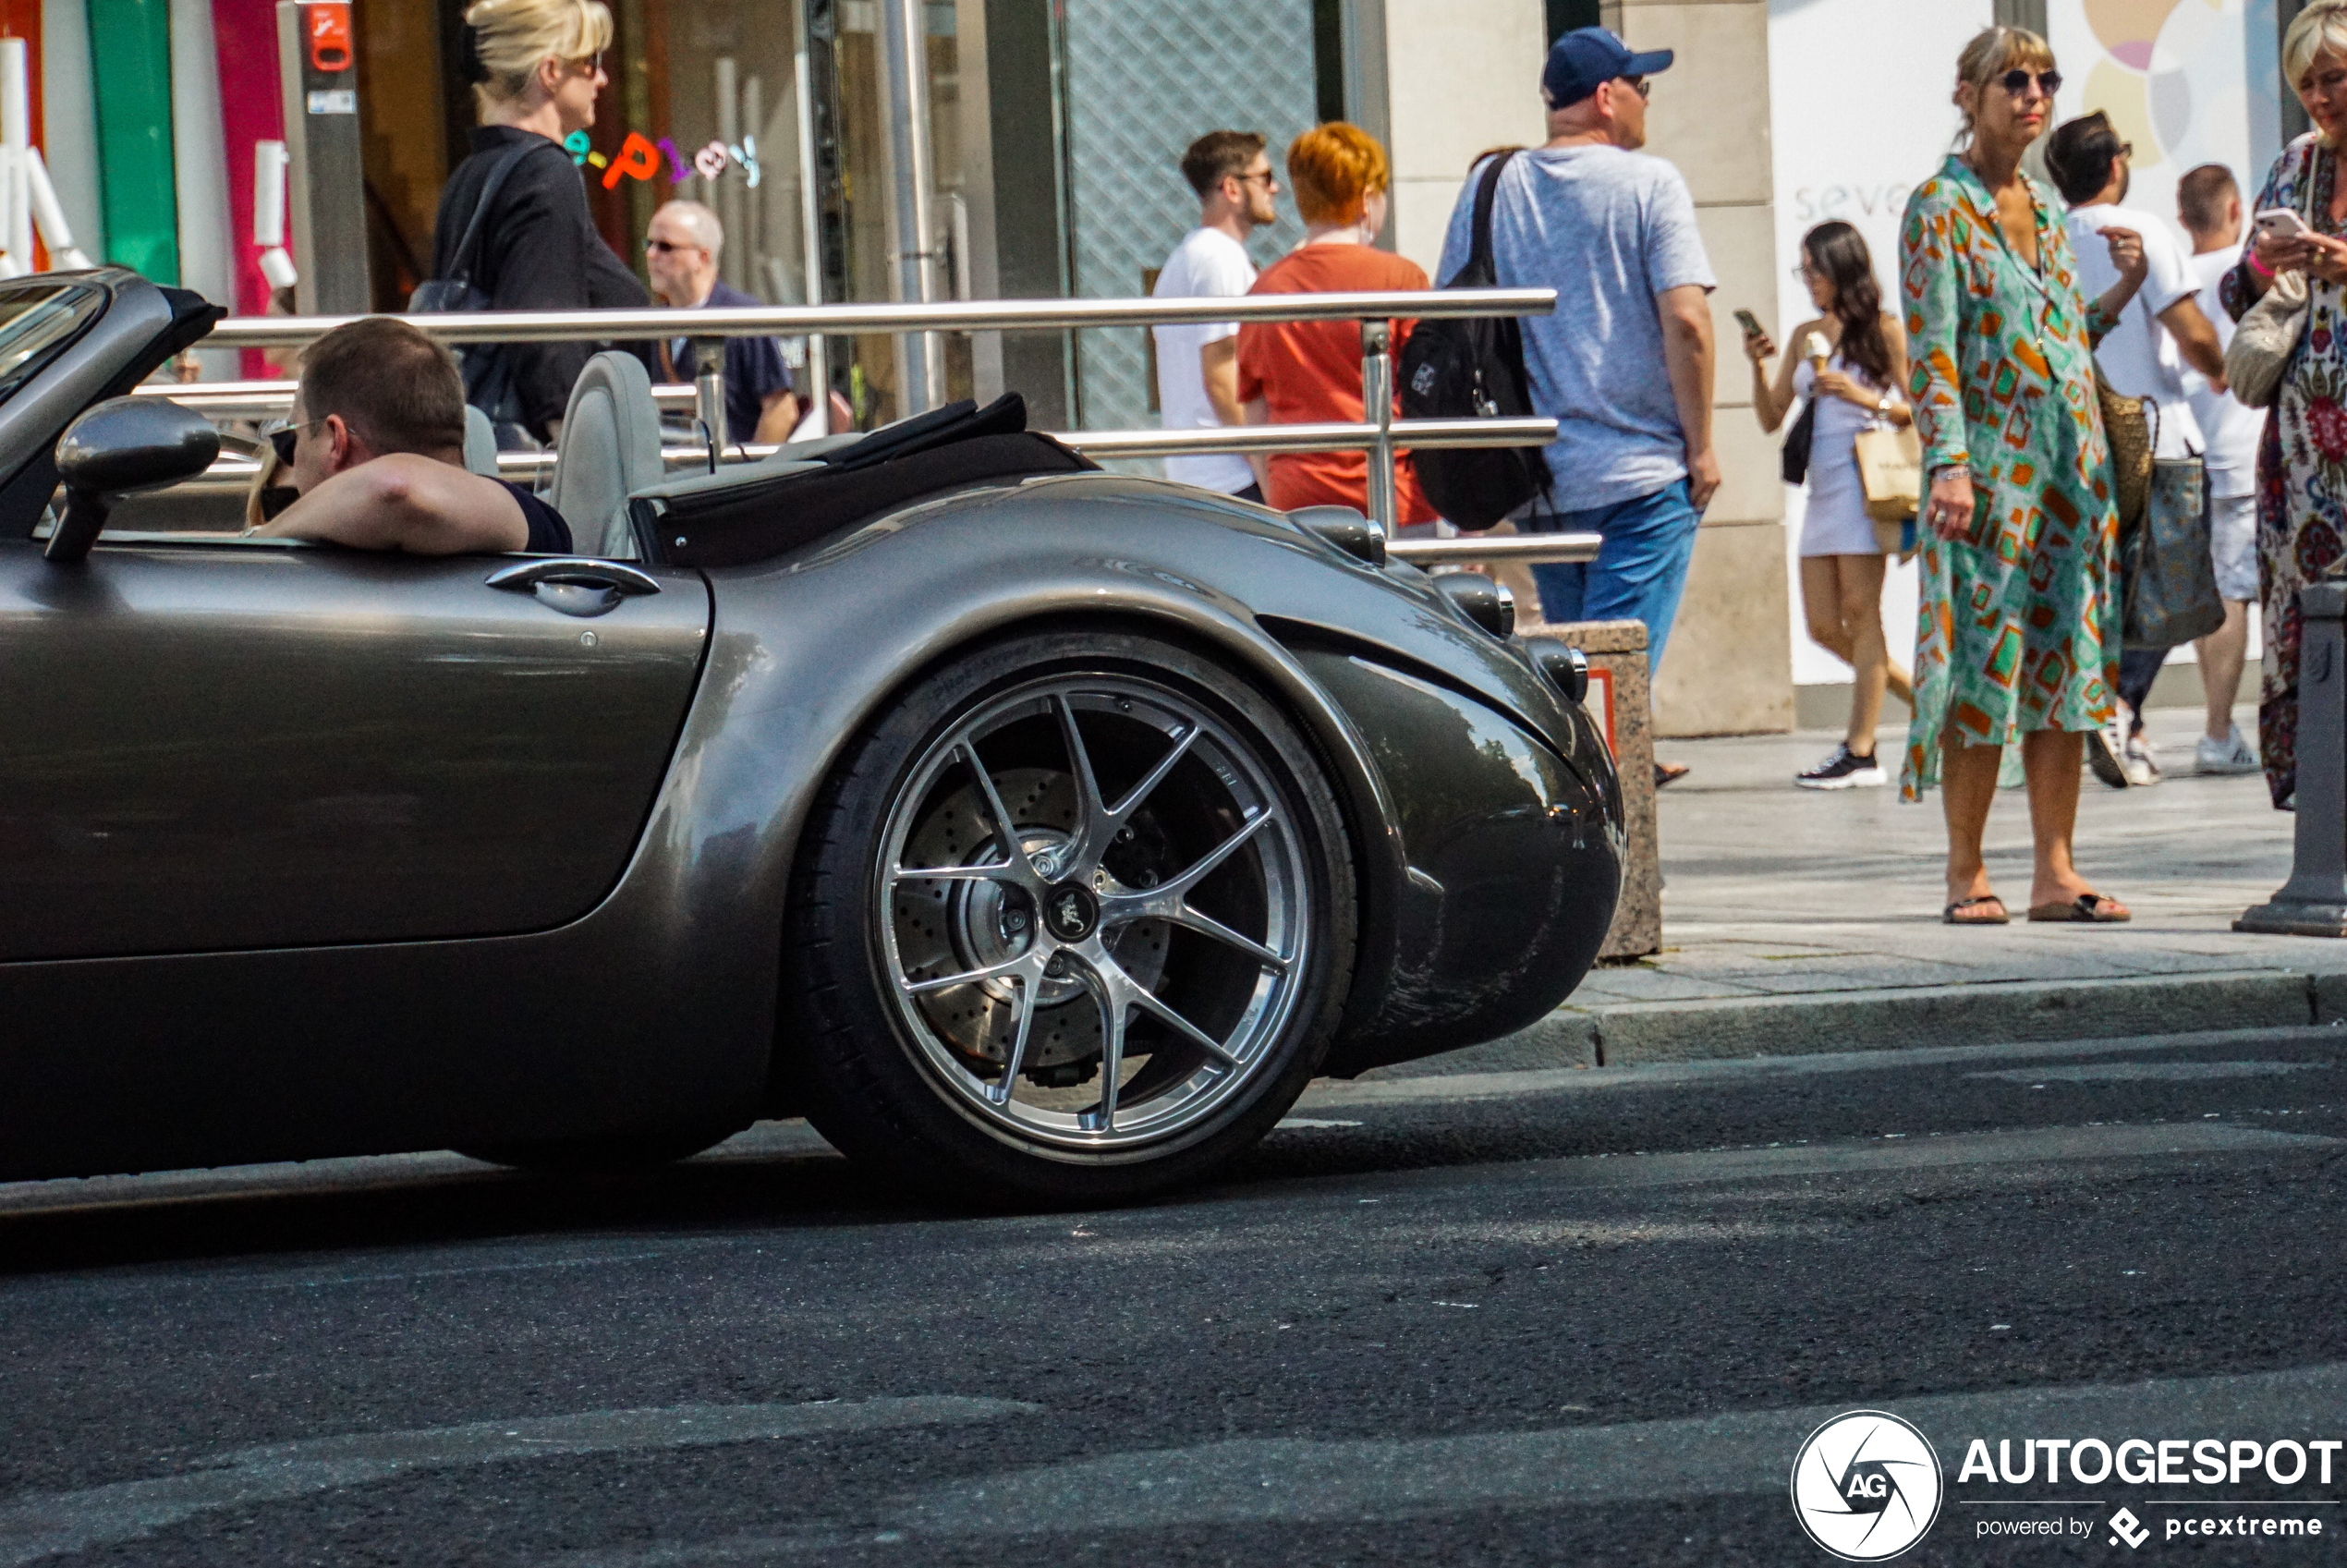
[
  {"x1": 1943, "y1": 894, "x2": 2010, "y2": 925},
  {"x1": 2027, "y1": 893, "x2": 2131, "y2": 923}
]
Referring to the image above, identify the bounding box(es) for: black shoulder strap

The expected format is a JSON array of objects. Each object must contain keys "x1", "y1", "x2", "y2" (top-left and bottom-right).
[
  {"x1": 1459, "y1": 150, "x2": 1519, "y2": 287},
  {"x1": 442, "y1": 139, "x2": 553, "y2": 288}
]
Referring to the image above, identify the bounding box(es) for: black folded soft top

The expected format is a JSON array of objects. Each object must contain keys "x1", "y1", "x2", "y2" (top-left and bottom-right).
[{"x1": 628, "y1": 393, "x2": 1096, "y2": 568}]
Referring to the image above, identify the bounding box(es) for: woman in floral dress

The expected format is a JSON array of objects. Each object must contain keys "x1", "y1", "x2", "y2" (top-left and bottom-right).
[
  {"x1": 1903, "y1": 25, "x2": 2149, "y2": 924},
  {"x1": 2221, "y1": 2, "x2": 2347, "y2": 810}
]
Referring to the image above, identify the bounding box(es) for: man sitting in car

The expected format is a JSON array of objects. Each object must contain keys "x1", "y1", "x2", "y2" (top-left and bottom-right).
[{"x1": 253, "y1": 317, "x2": 572, "y2": 554}]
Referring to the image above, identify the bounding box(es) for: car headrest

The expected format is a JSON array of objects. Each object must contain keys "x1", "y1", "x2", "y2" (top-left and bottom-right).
[
  {"x1": 462, "y1": 405, "x2": 498, "y2": 478},
  {"x1": 548, "y1": 350, "x2": 663, "y2": 558}
]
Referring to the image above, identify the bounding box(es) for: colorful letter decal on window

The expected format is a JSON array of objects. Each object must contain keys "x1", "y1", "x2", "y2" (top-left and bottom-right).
[{"x1": 565, "y1": 130, "x2": 759, "y2": 188}]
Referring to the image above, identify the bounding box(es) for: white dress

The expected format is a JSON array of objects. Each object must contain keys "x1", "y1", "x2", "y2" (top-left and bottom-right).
[{"x1": 1794, "y1": 353, "x2": 1891, "y2": 557}]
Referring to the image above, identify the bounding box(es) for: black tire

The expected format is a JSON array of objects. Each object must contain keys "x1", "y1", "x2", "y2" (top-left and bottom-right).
[{"x1": 784, "y1": 626, "x2": 1356, "y2": 1206}]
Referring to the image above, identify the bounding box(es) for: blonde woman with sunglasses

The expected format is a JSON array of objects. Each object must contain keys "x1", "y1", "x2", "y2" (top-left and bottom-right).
[
  {"x1": 425, "y1": 0, "x2": 648, "y2": 446},
  {"x1": 1899, "y1": 25, "x2": 2150, "y2": 926}
]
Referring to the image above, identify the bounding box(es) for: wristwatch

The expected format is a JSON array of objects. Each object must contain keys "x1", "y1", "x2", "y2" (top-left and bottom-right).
[{"x1": 1877, "y1": 393, "x2": 1895, "y2": 416}]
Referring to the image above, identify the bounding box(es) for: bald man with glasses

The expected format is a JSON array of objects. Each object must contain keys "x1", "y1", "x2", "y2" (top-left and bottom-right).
[{"x1": 645, "y1": 200, "x2": 801, "y2": 445}]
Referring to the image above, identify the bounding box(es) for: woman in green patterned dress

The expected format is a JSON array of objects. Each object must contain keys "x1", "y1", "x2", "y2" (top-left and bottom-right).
[{"x1": 1903, "y1": 25, "x2": 2149, "y2": 925}]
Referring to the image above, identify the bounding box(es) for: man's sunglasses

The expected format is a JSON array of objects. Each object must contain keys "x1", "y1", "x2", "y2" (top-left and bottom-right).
[
  {"x1": 645, "y1": 237, "x2": 694, "y2": 254},
  {"x1": 1618, "y1": 75, "x2": 1650, "y2": 100},
  {"x1": 1233, "y1": 170, "x2": 1278, "y2": 189},
  {"x1": 261, "y1": 415, "x2": 324, "y2": 468},
  {"x1": 1999, "y1": 67, "x2": 2062, "y2": 96}
]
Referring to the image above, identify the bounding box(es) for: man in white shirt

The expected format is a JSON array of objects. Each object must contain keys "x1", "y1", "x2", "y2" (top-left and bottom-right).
[
  {"x1": 2047, "y1": 113, "x2": 2229, "y2": 785},
  {"x1": 2175, "y1": 163, "x2": 2264, "y2": 775},
  {"x1": 1153, "y1": 131, "x2": 1279, "y2": 501}
]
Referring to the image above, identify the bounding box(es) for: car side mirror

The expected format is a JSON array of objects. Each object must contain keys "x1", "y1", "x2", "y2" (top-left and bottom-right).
[{"x1": 46, "y1": 396, "x2": 221, "y2": 565}]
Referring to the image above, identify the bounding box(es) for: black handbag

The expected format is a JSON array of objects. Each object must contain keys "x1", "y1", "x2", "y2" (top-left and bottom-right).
[
  {"x1": 1781, "y1": 397, "x2": 1817, "y2": 485},
  {"x1": 1398, "y1": 151, "x2": 1551, "y2": 529},
  {"x1": 410, "y1": 140, "x2": 548, "y2": 437}
]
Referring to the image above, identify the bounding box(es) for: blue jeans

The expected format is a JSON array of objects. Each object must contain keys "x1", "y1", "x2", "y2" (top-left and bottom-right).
[{"x1": 1521, "y1": 479, "x2": 1704, "y2": 675}]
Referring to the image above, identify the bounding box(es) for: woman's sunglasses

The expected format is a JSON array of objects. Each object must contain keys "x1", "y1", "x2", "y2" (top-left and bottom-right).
[{"x1": 1998, "y1": 67, "x2": 2062, "y2": 97}]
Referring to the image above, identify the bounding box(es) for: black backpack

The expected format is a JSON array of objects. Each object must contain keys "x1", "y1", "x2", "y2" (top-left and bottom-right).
[{"x1": 1398, "y1": 151, "x2": 1551, "y2": 529}]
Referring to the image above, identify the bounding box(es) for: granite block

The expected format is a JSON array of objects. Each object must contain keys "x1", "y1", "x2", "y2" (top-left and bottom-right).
[{"x1": 1548, "y1": 618, "x2": 1659, "y2": 960}]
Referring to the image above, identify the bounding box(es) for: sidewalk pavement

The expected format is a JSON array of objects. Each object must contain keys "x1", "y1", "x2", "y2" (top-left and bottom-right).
[{"x1": 1378, "y1": 708, "x2": 2347, "y2": 1076}]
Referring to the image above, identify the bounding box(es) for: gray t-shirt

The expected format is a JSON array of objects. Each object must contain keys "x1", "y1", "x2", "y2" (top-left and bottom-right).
[{"x1": 1439, "y1": 145, "x2": 1715, "y2": 510}]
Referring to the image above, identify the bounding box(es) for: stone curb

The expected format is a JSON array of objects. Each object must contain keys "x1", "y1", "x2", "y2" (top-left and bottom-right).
[{"x1": 1373, "y1": 969, "x2": 2347, "y2": 1076}]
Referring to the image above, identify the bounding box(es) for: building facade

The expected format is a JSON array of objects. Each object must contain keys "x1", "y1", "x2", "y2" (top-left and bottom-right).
[{"x1": 2, "y1": 0, "x2": 2307, "y2": 732}]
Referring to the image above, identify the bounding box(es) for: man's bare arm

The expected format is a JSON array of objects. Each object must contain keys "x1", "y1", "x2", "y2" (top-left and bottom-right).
[
  {"x1": 1200, "y1": 337, "x2": 1244, "y2": 427},
  {"x1": 2157, "y1": 295, "x2": 2228, "y2": 387},
  {"x1": 752, "y1": 388, "x2": 803, "y2": 445},
  {"x1": 1657, "y1": 284, "x2": 1721, "y2": 511},
  {"x1": 1238, "y1": 394, "x2": 1273, "y2": 492},
  {"x1": 256, "y1": 455, "x2": 529, "y2": 554}
]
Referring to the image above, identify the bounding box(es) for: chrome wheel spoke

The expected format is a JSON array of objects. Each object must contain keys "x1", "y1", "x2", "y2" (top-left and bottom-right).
[
  {"x1": 890, "y1": 860, "x2": 1020, "y2": 886},
  {"x1": 1161, "y1": 903, "x2": 1289, "y2": 972},
  {"x1": 1107, "y1": 725, "x2": 1199, "y2": 826},
  {"x1": 1084, "y1": 982, "x2": 1129, "y2": 1133},
  {"x1": 901, "y1": 950, "x2": 1036, "y2": 997},
  {"x1": 958, "y1": 742, "x2": 1046, "y2": 890},
  {"x1": 990, "y1": 972, "x2": 1041, "y2": 1106},
  {"x1": 1053, "y1": 694, "x2": 1110, "y2": 865},
  {"x1": 1132, "y1": 988, "x2": 1242, "y2": 1070},
  {"x1": 1161, "y1": 807, "x2": 1276, "y2": 898}
]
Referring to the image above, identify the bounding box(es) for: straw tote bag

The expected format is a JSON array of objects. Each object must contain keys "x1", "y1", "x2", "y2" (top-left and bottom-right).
[{"x1": 2096, "y1": 363, "x2": 2154, "y2": 537}]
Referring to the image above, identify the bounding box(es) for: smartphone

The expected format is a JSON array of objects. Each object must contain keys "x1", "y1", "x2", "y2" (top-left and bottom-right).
[
  {"x1": 2256, "y1": 208, "x2": 2311, "y2": 241},
  {"x1": 1733, "y1": 308, "x2": 1766, "y2": 339}
]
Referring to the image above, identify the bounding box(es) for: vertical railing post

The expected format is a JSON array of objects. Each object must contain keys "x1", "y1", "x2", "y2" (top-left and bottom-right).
[
  {"x1": 2239, "y1": 582, "x2": 2347, "y2": 935},
  {"x1": 879, "y1": 0, "x2": 942, "y2": 415},
  {"x1": 790, "y1": 0, "x2": 829, "y2": 436},
  {"x1": 1361, "y1": 317, "x2": 1394, "y2": 538},
  {"x1": 691, "y1": 339, "x2": 729, "y2": 454}
]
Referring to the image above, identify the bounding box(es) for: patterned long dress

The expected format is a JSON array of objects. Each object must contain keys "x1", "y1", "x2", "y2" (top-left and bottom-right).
[
  {"x1": 2220, "y1": 132, "x2": 2341, "y2": 810},
  {"x1": 1898, "y1": 154, "x2": 2120, "y2": 800}
]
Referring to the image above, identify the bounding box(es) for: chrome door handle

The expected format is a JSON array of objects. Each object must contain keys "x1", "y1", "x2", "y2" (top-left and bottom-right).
[
  {"x1": 486, "y1": 558, "x2": 663, "y2": 595},
  {"x1": 486, "y1": 558, "x2": 663, "y2": 619}
]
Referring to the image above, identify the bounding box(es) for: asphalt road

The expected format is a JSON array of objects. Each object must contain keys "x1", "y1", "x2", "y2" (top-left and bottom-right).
[{"x1": 3, "y1": 1024, "x2": 2343, "y2": 1566}]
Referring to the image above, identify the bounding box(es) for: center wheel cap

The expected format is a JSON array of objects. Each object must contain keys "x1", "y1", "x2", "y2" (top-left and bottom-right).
[{"x1": 1041, "y1": 881, "x2": 1100, "y2": 943}]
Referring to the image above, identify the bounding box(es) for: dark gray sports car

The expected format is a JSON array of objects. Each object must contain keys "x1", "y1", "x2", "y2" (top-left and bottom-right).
[{"x1": 0, "y1": 269, "x2": 1621, "y2": 1204}]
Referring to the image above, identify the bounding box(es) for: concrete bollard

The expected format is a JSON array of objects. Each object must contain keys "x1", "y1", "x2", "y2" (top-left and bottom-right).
[
  {"x1": 1548, "y1": 617, "x2": 1660, "y2": 960},
  {"x1": 2238, "y1": 582, "x2": 2347, "y2": 936}
]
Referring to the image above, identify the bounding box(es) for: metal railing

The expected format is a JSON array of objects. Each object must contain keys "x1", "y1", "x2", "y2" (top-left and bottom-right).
[{"x1": 165, "y1": 289, "x2": 1593, "y2": 565}]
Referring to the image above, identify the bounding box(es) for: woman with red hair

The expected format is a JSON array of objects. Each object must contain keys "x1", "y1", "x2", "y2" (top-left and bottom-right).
[{"x1": 1236, "y1": 123, "x2": 1437, "y2": 527}]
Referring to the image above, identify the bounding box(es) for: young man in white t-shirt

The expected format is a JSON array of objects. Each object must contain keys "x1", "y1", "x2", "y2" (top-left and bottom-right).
[
  {"x1": 2178, "y1": 163, "x2": 2264, "y2": 776},
  {"x1": 1153, "y1": 131, "x2": 1279, "y2": 500},
  {"x1": 2047, "y1": 113, "x2": 2229, "y2": 786}
]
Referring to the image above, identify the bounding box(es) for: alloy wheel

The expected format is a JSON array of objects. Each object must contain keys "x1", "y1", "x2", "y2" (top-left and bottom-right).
[{"x1": 877, "y1": 675, "x2": 1311, "y2": 1150}]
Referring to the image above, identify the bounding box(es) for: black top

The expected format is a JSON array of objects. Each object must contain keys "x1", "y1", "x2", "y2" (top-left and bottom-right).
[
  {"x1": 432, "y1": 127, "x2": 650, "y2": 440},
  {"x1": 665, "y1": 279, "x2": 795, "y2": 442},
  {"x1": 501, "y1": 480, "x2": 575, "y2": 554}
]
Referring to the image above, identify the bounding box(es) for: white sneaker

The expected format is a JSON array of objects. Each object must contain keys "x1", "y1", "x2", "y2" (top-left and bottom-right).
[
  {"x1": 2086, "y1": 718, "x2": 2130, "y2": 789},
  {"x1": 1794, "y1": 743, "x2": 1887, "y2": 790},
  {"x1": 2195, "y1": 726, "x2": 2259, "y2": 775},
  {"x1": 2120, "y1": 734, "x2": 2160, "y2": 786}
]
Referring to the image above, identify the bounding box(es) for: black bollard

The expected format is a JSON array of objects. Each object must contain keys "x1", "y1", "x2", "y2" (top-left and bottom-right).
[{"x1": 2237, "y1": 582, "x2": 2347, "y2": 936}]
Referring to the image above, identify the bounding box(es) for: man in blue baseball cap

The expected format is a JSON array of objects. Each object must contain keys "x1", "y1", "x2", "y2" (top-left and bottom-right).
[
  {"x1": 1541, "y1": 23, "x2": 1676, "y2": 112},
  {"x1": 1440, "y1": 26, "x2": 1716, "y2": 786}
]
